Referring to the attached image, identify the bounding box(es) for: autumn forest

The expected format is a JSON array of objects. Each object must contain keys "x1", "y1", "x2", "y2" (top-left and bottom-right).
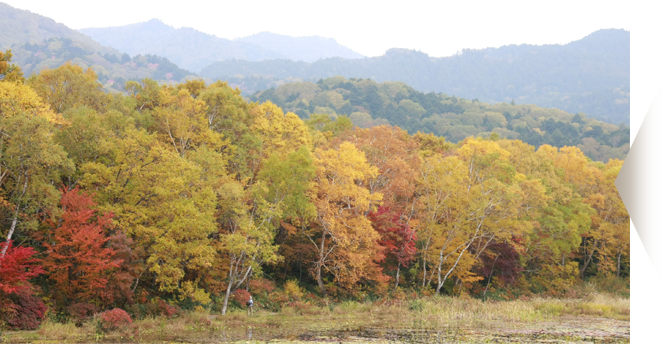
[{"x1": 0, "y1": 49, "x2": 629, "y2": 334}]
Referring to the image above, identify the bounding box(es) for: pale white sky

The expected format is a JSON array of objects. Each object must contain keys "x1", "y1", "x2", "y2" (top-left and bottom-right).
[{"x1": 5, "y1": 0, "x2": 630, "y2": 57}]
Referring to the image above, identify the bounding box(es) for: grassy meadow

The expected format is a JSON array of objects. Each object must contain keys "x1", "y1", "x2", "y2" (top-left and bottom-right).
[{"x1": 3, "y1": 286, "x2": 629, "y2": 343}]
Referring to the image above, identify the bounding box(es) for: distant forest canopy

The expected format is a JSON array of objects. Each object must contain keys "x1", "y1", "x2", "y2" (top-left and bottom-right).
[
  {"x1": 78, "y1": 19, "x2": 364, "y2": 72},
  {"x1": 206, "y1": 29, "x2": 630, "y2": 125},
  {"x1": 251, "y1": 77, "x2": 629, "y2": 163}
]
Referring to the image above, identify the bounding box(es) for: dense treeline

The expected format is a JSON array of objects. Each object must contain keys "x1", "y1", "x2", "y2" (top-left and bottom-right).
[
  {"x1": 251, "y1": 77, "x2": 629, "y2": 162},
  {"x1": 0, "y1": 53, "x2": 629, "y2": 329}
]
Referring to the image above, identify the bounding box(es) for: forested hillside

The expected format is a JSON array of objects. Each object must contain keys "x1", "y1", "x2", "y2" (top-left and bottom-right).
[
  {"x1": 0, "y1": 3, "x2": 196, "y2": 89},
  {"x1": 205, "y1": 29, "x2": 630, "y2": 125},
  {"x1": 0, "y1": 2, "x2": 110, "y2": 52},
  {"x1": 0, "y1": 54, "x2": 629, "y2": 329},
  {"x1": 251, "y1": 77, "x2": 629, "y2": 162}
]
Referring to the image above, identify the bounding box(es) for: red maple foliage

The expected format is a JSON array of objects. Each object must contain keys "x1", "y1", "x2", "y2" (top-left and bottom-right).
[
  {"x1": 43, "y1": 186, "x2": 121, "y2": 308},
  {"x1": 369, "y1": 206, "x2": 417, "y2": 269},
  {"x1": 1, "y1": 287, "x2": 48, "y2": 330},
  {"x1": 0, "y1": 242, "x2": 46, "y2": 330},
  {"x1": 478, "y1": 241, "x2": 523, "y2": 286},
  {"x1": 100, "y1": 308, "x2": 132, "y2": 332},
  {"x1": 0, "y1": 241, "x2": 44, "y2": 294}
]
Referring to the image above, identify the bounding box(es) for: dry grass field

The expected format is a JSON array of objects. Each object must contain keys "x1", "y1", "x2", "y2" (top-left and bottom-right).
[{"x1": 2, "y1": 291, "x2": 629, "y2": 343}]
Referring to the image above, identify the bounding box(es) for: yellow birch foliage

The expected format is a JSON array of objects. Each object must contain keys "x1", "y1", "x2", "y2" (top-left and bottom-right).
[
  {"x1": 81, "y1": 114, "x2": 217, "y2": 304},
  {"x1": 310, "y1": 142, "x2": 384, "y2": 295},
  {"x1": 250, "y1": 101, "x2": 311, "y2": 158},
  {"x1": 27, "y1": 62, "x2": 110, "y2": 114},
  {"x1": 152, "y1": 87, "x2": 226, "y2": 155},
  {"x1": 0, "y1": 81, "x2": 65, "y2": 124}
]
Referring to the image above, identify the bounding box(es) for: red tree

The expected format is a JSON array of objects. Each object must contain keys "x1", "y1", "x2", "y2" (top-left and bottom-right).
[
  {"x1": 0, "y1": 241, "x2": 46, "y2": 330},
  {"x1": 368, "y1": 206, "x2": 417, "y2": 290},
  {"x1": 43, "y1": 186, "x2": 121, "y2": 308},
  {"x1": 0, "y1": 241, "x2": 44, "y2": 294}
]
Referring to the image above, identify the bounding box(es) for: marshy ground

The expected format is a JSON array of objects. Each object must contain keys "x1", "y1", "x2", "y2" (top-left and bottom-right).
[{"x1": 3, "y1": 293, "x2": 629, "y2": 343}]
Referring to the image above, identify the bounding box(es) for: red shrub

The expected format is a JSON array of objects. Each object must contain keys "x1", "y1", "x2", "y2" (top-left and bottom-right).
[
  {"x1": 1, "y1": 287, "x2": 47, "y2": 330},
  {"x1": 230, "y1": 289, "x2": 251, "y2": 307},
  {"x1": 100, "y1": 308, "x2": 132, "y2": 332},
  {"x1": 250, "y1": 278, "x2": 275, "y2": 295},
  {"x1": 157, "y1": 299, "x2": 179, "y2": 318},
  {"x1": 0, "y1": 241, "x2": 44, "y2": 294}
]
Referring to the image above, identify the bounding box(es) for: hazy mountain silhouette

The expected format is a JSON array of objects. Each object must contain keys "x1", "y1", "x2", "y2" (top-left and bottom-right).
[
  {"x1": 1, "y1": 3, "x2": 195, "y2": 88},
  {"x1": 236, "y1": 32, "x2": 363, "y2": 62},
  {"x1": 79, "y1": 19, "x2": 363, "y2": 72}
]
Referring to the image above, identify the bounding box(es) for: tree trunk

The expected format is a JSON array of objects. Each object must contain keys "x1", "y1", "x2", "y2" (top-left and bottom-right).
[
  {"x1": 437, "y1": 240, "x2": 473, "y2": 296},
  {"x1": 394, "y1": 262, "x2": 401, "y2": 291},
  {"x1": 0, "y1": 208, "x2": 20, "y2": 258},
  {"x1": 221, "y1": 272, "x2": 234, "y2": 315},
  {"x1": 246, "y1": 270, "x2": 252, "y2": 292},
  {"x1": 483, "y1": 271, "x2": 494, "y2": 297},
  {"x1": 422, "y1": 260, "x2": 427, "y2": 288},
  {"x1": 580, "y1": 238, "x2": 598, "y2": 277},
  {"x1": 316, "y1": 234, "x2": 327, "y2": 297},
  {"x1": 434, "y1": 247, "x2": 447, "y2": 294},
  {"x1": 616, "y1": 251, "x2": 622, "y2": 278},
  {"x1": 483, "y1": 254, "x2": 500, "y2": 297}
]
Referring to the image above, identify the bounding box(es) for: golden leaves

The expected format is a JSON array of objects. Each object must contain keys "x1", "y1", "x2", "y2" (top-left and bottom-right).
[{"x1": 0, "y1": 81, "x2": 66, "y2": 124}]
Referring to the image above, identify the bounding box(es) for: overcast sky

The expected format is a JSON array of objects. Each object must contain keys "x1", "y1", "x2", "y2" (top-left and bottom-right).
[{"x1": 5, "y1": 0, "x2": 630, "y2": 57}]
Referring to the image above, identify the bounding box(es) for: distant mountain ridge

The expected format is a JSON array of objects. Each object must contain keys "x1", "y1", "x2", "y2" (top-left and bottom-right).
[
  {"x1": 1, "y1": 2, "x2": 628, "y2": 125},
  {"x1": 0, "y1": 2, "x2": 196, "y2": 89},
  {"x1": 236, "y1": 32, "x2": 363, "y2": 62},
  {"x1": 78, "y1": 19, "x2": 364, "y2": 72},
  {"x1": 0, "y1": 2, "x2": 115, "y2": 55},
  {"x1": 201, "y1": 29, "x2": 630, "y2": 124}
]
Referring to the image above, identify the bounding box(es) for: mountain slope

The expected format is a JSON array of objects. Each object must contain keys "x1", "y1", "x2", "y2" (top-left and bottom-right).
[
  {"x1": 0, "y1": 3, "x2": 195, "y2": 89},
  {"x1": 78, "y1": 19, "x2": 288, "y2": 72},
  {"x1": 79, "y1": 20, "x2": 365, "y2": 72},
  {"x1": 202, "y1": 29, "x2": 630, "y2": 124},
  {"x1": 236, "y1": 32, "x2": 364, "y2": 62},
  {"x1": 0, "y1": 2, "x2": 115, "y2": 55}
]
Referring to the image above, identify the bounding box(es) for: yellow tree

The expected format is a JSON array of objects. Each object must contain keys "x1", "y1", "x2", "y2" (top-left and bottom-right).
[
  {"x1": 332, "y1": 126, "x2": 422, "y2": 289},
  {"x1": 418, "y1": 138, "x2": 523, "y2": 295},
  {"x1": 308, "y1": 141, "x2": 383, "y2": 297},
  {"x1": 80, "y1": 112, "x2": 218, "y2": 305},
  {"x1": 581, "y1": 159, "x2": 629, "y2": 277},
  {"x1": 0, "y1": 50, "x2": 24, "y2": 83},
  {"x1": 417, "y1": 154, "x2": 467, "y2": 290},
  {"x1": 27, "y1": 62, "x2": 110, "y2": 114},
  {"x1": 217, "y1": 101, "x2": 316, "y2": 314},
  {"x1": 0, "y1": 81, "x2": 72, "y2": 257},
  {"x1": 152, "y1": 87, "x2": 226, "y2": 156},
  {"x1": 499, "y1": 141, "x2": 593, "y2": 291}
]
